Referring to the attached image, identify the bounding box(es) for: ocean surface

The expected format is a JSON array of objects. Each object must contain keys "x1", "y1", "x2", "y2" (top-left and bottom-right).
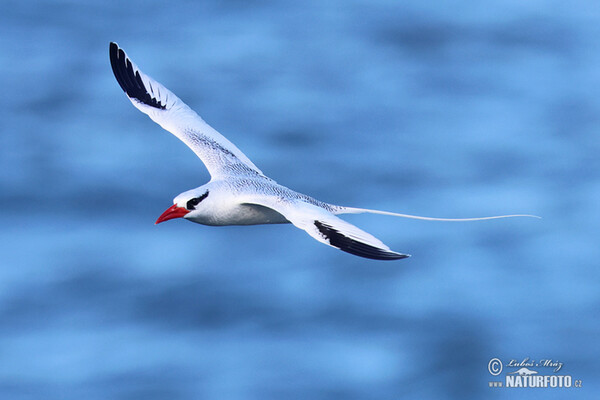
[{"x1": 1, "y1": 1, "x2": 598, "y2": 399}]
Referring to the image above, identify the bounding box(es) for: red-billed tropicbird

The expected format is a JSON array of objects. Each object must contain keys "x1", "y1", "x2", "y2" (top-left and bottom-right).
[{"x1": 109, "y1": 42, "x2": 537, "y2": 260}]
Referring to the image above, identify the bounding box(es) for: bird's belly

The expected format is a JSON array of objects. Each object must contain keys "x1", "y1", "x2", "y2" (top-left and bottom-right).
[{"x1": 189, "y1": 203, "x2": 289, "y2": 226}]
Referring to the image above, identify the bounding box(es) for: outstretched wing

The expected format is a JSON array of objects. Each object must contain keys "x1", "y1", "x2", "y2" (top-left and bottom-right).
[
  {"x1": 109, "y1": 42, "x2": 266, "y2": 180},
  {"x1": 242, "y1": 198, "x2": 409, "y2": 260}
]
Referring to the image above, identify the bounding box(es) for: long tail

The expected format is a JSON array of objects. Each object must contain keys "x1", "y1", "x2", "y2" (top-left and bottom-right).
[{"x1": 335, "y1": 206, "x2": 541, "y2": 221}]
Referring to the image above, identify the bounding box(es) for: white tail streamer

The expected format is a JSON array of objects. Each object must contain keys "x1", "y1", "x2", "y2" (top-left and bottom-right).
[{"x1": 337, "y1": 207, "x2": 541, "y2": 222}]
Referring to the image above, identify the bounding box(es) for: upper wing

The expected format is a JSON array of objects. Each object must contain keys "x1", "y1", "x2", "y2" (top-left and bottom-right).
[
  {"x1": 109, "y1": 42, "x2": 266, "y2": 180},
  {"x1": 242, "y1": 197, "x2": 409, "y2": 260}
]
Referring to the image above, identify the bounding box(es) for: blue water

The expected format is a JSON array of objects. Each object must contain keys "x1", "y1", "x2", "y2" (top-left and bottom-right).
[{"x1": 1, "y1": 1, "x2": 598, "y2": 399}]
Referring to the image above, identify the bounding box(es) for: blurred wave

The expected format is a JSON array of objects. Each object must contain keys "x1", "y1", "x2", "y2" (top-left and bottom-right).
[{"x1": 0, "y1": 1, "x2": 598, "y2": 399}]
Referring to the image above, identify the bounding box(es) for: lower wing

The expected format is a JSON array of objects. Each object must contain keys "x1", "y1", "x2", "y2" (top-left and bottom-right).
[{"x1": 242, "y1": 199, "x2": 409, "y2": 261}]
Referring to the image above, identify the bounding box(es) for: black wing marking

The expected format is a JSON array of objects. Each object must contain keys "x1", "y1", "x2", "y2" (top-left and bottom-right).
[
  {"x1": 314, "y1": 221, "x2": 409, "y2": 261},
  {"x1": 109, "y1": 42, "x2": 166, "y2": 110}
]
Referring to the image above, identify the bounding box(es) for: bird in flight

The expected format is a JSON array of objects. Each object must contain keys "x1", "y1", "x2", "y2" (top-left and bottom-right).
[{"x1": 109, "y1": 42, "x2": 537, "y2": 260}]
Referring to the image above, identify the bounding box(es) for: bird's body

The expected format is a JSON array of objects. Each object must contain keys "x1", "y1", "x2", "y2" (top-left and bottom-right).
[
  {"x1": 176, "y1": 179, "x2": 335, "y2": 226},
  {"x1": 109, "y1": 42, "x2": 537, "y2": 260}
]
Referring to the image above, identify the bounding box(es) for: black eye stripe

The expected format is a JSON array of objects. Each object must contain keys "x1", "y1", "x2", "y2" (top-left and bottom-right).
[
  {"x1": 186, "y1": 190, "x2": 209, "y2": 210},
  {"x1": 186, "y1": 198, "x2": 200, "y2": 209}
]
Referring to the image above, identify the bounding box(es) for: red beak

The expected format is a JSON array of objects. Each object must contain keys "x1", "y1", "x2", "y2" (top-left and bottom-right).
[{"x1": 155, "y1": 204, "x2": 190, "y2": 224}]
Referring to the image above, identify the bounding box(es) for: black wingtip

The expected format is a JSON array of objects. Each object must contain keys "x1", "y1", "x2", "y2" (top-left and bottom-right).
[
  {"x1": 109, "y1": 42, "x2": 166, "y2": 110},
  {"x1": 314, "y1": 221, "x2": 410, "y2": 261}
]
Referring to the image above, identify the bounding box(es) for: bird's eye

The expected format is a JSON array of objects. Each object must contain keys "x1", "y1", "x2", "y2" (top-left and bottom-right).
[
  {"x1": 186, "y1": 190, "x2": 209, "y2": 210},
  {"x1": 186, "y1": 198, "x2": 200, "y2": 210}
]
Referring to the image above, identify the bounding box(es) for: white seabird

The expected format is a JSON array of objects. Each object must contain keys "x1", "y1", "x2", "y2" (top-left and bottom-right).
[{"x1": 109, "y1": 42, "x2": 537, "y2": 260}]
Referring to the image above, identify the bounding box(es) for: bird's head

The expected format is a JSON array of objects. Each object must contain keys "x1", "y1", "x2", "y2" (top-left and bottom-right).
[{"x1": 155, "y1": 187, "x2": 210, "y2": 224}]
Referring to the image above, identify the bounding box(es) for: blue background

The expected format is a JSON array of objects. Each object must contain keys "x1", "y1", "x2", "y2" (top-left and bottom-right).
[{"x1": 0, "y1": 1, "x2": 598, "y2": 399}]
